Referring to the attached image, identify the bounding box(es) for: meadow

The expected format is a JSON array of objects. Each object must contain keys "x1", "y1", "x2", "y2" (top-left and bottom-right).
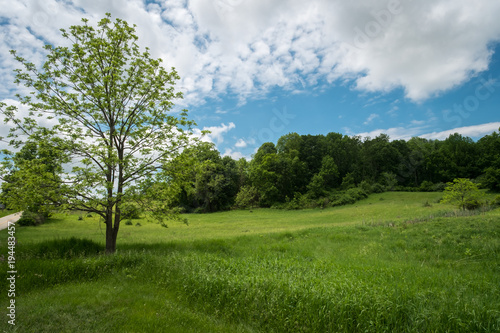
[{"x1": 0, "y1": 192, "x2": 499, "y2": 332}]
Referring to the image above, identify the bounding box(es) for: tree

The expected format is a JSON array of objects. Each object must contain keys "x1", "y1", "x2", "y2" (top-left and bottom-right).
[
  {"x1": 441, "y1": 178, "x2": 485, "y2": 210},
  {"x1": 0, "y1": 134, "x2": 68, "y2": 221},
  {"x1": 482, "y1": 167, "x2": 500, "y2": 192},
  {"x1": 307, "y1": 156, "x2": 339, "y2": 198},
  {"x1": 234, "y1": 185, "x2": 259, "y2": 209},
  {"x1": 160, "y1": 143, "x2": 240, "y2": 213},
  {"x1": 0, "y1": 14, "x2": 197, "y2": 253}
]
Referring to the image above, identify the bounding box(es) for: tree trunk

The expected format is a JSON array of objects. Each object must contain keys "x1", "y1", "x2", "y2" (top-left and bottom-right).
[{"x1": 105, "y1": 213, "x2": 118, "y2": 254}]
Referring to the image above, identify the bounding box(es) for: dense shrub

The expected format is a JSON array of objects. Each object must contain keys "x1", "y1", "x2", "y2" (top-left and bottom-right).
[
  {"x1": 346, "y1": 187, "x2": 368, "y2": 200},
  {"x1": 17, "y1": 211, "x2": 48, "y2": 226},
  {"x1": 494, "y1": 195, "x2": 500, "y2": 207},
  {"x1": 419, "y1": 180, "x2": 434, "y2": 192},
  {"x1": 464, "y1": 200, "x2": 482, "y2": 211},
  {"x1": 371, "y1": 183, "x2": 385, "y2": 193},
  {"x1": 359, "y1": 180, "x2": 373, "y2": 194}
]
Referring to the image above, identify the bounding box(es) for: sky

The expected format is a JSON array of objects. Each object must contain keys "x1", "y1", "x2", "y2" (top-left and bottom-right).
[{"x1": 1, "y1": 0, "x2": 500, "y2": 160}]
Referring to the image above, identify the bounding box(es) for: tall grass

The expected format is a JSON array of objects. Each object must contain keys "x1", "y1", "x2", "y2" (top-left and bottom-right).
[{"x1": 0, "y1": 192, "x2": 499, "y2": 332}]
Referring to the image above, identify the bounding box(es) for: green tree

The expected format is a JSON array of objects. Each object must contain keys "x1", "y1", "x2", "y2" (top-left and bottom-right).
[
  {"x1": 234, "y1": 185, "x2": 259, "y2": 209},
  {"x1": 307, "y1": 156, "x2": 339, "y2": 198},
  {"x1": 482, "y1": 167, "x2": 500, "y2": 192},
  {"x1": 441, "y1": 178, "x2": 485, "y2": 210},
  {"x1": 1, "y1": 135, "x2": 68, "y2": 221},
  {"x1": 160, "y1": 143, "x2": 239, "y2": 213},
  {"x1": 0, "y1": 14, "x2": 197, "y2": 253}
]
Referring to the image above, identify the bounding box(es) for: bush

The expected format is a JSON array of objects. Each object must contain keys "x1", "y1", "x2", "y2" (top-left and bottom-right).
[
  {"x1": 371, "y1": 183, "x2": 385, "y2": 193},
  {"x1": 284, "y1": 193, "x2": 313, "y2": 210},
  {"x1": 493, "y1": 195, "x2": 500, "y2": 207},
  {"x1": 17, "y1": 211, "x2": 47, "y2": 226},
  {"x1": 359, "y1": 180, "x2": 373, "y2": 194},
  {"x1": 464, "y1": 199, "x2": 482, "y2": 211},
  {"x1": 419, "y1": 180, "x2": 434, "y2": 192},
  {"x1": 235, "y1": 185, "x2": 259, "y2": 209},
  {"x1": 345, "y1": 187, "x2": 368, "y2": 201},
  {"x1": 333, "y1": 194, "x2": 356, "y2": 206},
  {"x1": 432, "y1": 182, "x2": 446, "y2": 192},
  {"x1": 125, "y1": 220, "x2": 133, "y2": 226}
]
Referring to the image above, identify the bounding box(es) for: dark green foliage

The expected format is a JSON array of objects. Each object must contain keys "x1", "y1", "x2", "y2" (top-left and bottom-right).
[
  {"x1": 482, "y1": 167, "x2": 500, "y2": 192},
  {"x1": 371, "y1": 183, "x2": 385, "y2": 193},
  {"x1": 17, "y1": 210, "x2": 49, "y2": 226},
  {"x1": 160, "y1": 142, "x2": 240, "y2": 213},
  {"x1": 159, "y1": 128, "x2": 500, "y2": 212},
  {"x1": 463, "y1": 199, "x2": 482, "y2": 211},
  {"x1": 492, "y1": 195, "x2": 500, "y2": 207},
  {"x1": 341, "y1": 172, "x2": 356, "y2": 190}
]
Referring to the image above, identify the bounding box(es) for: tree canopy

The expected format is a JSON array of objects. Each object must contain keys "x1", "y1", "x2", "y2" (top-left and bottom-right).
[{"x1": 0, "y1": 14, "x2": 198, "y2": 253}]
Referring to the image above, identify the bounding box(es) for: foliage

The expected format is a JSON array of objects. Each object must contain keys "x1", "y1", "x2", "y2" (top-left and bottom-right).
[
  {"x1": 17, "y1": 210, "x2": 49, "y2": 226},
  {"x1": 482, "y1": 167, "x2": 500, "y2": 192},
  {"x1": 493, "y1": 195, "x2": 500, "y2": 207},
  {"x1": 0, "y1": 137, "x2": 68, "y2": 217},
  {"x1": 159, "y1": 142, "x2": 239, "y2": 213},
  {"x1": 234, "y1": 185, "x2": 259, "y2": 209},
  {"x1": 341, "y1": 172, "x2": 356, "y2": 190},
  {"x1": 441, "y1": 178, "x2": 485, "y2": 210},
  {"x1": 0, "y1": 14, "x2": 197, "y2": 253}
]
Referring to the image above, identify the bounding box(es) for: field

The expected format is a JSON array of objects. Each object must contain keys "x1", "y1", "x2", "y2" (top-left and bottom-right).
[{"x1": 0, "y1": 192, "x2": 499, "y2": 332}]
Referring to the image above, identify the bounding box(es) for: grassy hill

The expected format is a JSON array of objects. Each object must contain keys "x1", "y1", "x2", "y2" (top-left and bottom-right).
[{"x1": 1, "y1": 192, "x2": 499, "y2": 332}]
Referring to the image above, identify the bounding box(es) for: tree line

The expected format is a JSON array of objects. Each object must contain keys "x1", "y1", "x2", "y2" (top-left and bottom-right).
[{"x1": 158, "y1": 129, "x2": 500, "y2": 212}]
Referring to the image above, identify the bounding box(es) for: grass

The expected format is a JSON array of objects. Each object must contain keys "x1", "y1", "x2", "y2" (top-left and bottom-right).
[
  {"x1": 0, "y1": 192, "x2": 499, "y2": 332},
  {"x1": 0, "y1": 209, "x2": 15, "y2": 218}
]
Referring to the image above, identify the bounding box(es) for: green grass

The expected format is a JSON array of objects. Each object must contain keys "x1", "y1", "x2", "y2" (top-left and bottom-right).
[
  {"x1": 0, "y1": 210, "x2": 15, "y2": 218},
  {"x1": 1, "y1": 192, "x2": 499, "y2": 332}
]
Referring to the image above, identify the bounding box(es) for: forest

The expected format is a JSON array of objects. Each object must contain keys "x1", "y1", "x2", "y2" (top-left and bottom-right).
[{"x1": 159, "y1": 129, "x2": 500, "y2": 213}]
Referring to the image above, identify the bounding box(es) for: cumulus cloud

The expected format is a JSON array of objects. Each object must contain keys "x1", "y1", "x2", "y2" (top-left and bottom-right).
[
  {"x1": 194, "y1": 122, "x2": 236, "y2": 145},
  {"x1": 221, "y1": 147, "x2": 246, "y2": 160},
  {"x1": 1, "y1": 0, "x2": 500, "y2": 107}
]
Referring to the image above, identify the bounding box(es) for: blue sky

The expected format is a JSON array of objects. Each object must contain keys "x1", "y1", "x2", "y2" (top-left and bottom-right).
[{"x1": 1, "y1": 0, "x2": 500, "y2": 159}]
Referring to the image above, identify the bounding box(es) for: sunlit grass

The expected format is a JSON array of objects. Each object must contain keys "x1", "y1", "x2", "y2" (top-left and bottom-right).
[
  {"x1": 11, "y1": 192, "x2": 456, "y2": 246},
  {"x1": 0, "y1": 192, "x2": 499, "y2": 332}
]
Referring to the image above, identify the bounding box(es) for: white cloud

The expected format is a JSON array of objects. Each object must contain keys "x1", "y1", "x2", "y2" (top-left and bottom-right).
[
  {"x1": 363, "y1": 113, "x2": 380, "y2": 125},
  {"x1": 1, "y1": 0, "x2": 500, "y2": 107},
  {"x1": 420, "y1": 122, "x2": 500, "y2": 140},
  {"x1": 234, "y1": 138, "x2": 248, "y2": 148},
  {"x1": 355, "y1": 122, "x2": 500, "y2": 141},
  {"x1": 222, "y1": 148, "x2": 247, "y2": 160},
  {"x1": 194, "y1": 122, "x2": 236, "y2": 145},
  {"x1": 356, "y1": 126, "x2": 425, "y2": 141}
]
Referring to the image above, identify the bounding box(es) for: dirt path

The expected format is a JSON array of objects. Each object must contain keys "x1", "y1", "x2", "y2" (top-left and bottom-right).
[{"x1": 0, "y1": 212, "x2": 22, "y2": 230}]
